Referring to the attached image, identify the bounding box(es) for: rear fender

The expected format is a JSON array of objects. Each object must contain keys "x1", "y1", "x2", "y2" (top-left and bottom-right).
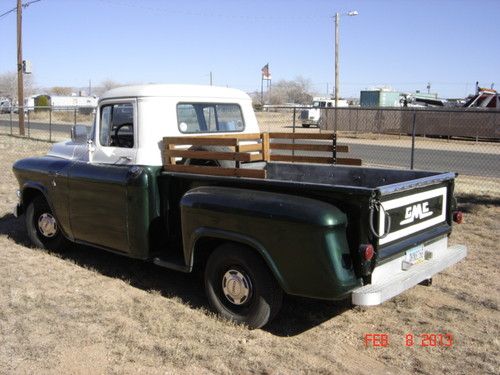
[
  {"x1": 188, "y1": 227, "x2": 288, "y2": 291},
  {"x1": 180, "y1": 186, "x2": 361, "y2": 299}
]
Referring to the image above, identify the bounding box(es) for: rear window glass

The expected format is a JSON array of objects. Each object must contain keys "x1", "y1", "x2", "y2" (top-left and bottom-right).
[{"x1": 177, "y1": 103, "x2": 245, "y2": 133}]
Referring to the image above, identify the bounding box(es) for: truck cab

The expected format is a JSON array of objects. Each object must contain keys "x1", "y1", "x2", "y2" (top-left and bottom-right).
[{"x1": 49, "y1": 84, "x2": 261, "y2": 165}]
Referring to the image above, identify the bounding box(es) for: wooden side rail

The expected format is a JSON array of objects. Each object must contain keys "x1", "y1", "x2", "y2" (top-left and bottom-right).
[
  {"x1": 163, "y1": 133, "x2": 267, "y2": 179},
  {"x1": 162, "y1": 132, "x2": 361, "y2": 178},
  {"x1": 268, "y1": 132, "x2": 361, "y2": 166}
]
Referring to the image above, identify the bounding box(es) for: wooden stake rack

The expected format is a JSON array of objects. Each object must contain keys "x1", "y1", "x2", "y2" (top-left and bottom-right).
[{"x1": 163, "y1": 132, "x2": 361, "y2": 179}]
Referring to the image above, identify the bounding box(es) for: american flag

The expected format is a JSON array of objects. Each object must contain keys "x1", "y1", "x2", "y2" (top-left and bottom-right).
[{"x1": 261, "y1": 63, "x2": 271, "y2": 79}]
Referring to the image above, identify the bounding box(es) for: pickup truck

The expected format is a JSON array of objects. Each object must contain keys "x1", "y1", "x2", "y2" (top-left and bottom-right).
[{"x1": 13, "y1": 84, "x2": 467, "y2": 328}]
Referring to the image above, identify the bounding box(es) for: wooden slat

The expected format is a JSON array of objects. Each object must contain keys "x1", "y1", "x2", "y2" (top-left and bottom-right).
[
  {"x1": 166, "y1": 143, "x2": 176, "y2": 165},
  {"x1": 165, "y1": 149, "x2": 254, "y2": 162},
  {"x1": 336, "y1": 145, "x2": 349, "y2": 153},
  {"x1": 270, "y1": 143, "x2": 335, "y2": 152},
  {"x1": 164, "y1": 137, "x2": 238, "y2": 146},
  {"x1": 261, "y1": 133, "x2": 270, "y2": 162},
  {"x1": 269, "y1": 132, "x2": 335, "y2": 140},
  {"x1": 238, "y1": 143, "x2": 263, "y2": 152},
  {"x1": 248, "y1": 153, "x2": 264, "y2": 162},
  {"x1": 270, "y1": 155, "x2": 334, "y2": 164},
  {"x1": 336, "y1": 158, "x2": 362, "y2": 166},
  {"x1": 165, "y1": 164, "x2": 266, "y2": 179},
  {"x1": 200, "y1": 133, "x2": 262, "y2": 140}
]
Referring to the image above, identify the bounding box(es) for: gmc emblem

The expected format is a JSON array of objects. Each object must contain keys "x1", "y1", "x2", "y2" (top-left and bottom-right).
[{"x1": 400, "y1": 201, "x2": 433, "y2": 225}]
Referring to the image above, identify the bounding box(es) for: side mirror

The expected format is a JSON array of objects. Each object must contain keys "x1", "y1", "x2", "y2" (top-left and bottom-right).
[{"x1": 71, "y1": 125, "x2": 89, "y2": 143}]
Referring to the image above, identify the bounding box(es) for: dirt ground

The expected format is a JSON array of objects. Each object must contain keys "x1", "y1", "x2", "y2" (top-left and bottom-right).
[{"x1": 0, "y1": 136, "x2": 498, "y2": 374}]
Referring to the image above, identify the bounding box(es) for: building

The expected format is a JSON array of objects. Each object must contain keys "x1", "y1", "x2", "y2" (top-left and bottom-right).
[{"x1": 360, "y1": 89, "x2": 402, "y2": 107}]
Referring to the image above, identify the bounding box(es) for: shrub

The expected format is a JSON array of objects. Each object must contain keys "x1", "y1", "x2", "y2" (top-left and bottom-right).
[{"x1": 35, "y1": 95, "x2": 50, "y2": 112}]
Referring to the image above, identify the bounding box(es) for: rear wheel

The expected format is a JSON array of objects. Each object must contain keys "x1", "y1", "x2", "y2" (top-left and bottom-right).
[
  {"x1": 204, "y1": 243, "x2": 282, "y2": 329},
  {"x1": 25, "y1": 195, "x2": 70, "y2": 251}
]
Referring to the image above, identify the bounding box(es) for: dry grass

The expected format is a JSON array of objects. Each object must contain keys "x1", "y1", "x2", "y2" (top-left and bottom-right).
[{"x1": 0, "y1": 136, "x2": 498, "y2": 374}]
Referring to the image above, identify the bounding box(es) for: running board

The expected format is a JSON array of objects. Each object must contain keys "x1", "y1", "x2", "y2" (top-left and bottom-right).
[{"x1": 153, "y1": 257, "x2": 190, "y2": 273}]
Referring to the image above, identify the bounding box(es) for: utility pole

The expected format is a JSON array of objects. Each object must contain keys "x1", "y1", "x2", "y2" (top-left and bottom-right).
[
  {"x1": 210, "y1": 71, "x2": 213, "y2": 86},
  {"x1": 17, "y1": 0, "x2": 25, "y2": 135},
  {"x1": 334, "y1": 12, "x2": 339, "y2": 108},
  {"x1": 333, "y1": 11, "x2": 358, "y2": 107}
]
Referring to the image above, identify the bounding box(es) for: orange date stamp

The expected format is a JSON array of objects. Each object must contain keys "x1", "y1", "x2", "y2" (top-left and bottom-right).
[{"x1": 364, "y1": 333, "x2": 453, "y2": 347}]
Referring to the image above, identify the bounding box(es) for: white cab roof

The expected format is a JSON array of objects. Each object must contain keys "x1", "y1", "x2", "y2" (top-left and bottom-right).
[{"x1": 100, "y1": 84, "x2": 251, "y2": 101}]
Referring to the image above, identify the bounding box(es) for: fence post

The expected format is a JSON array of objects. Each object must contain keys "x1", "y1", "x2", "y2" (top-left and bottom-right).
[
  {"x1": 292, "y1": 107, "x2": 296, "y2": 159},
  {"x1": 27, "y1": 110, "x2": 30, "y2": 138},
  {"x1": 355, "y1": 108, "x2": 359, "y2": 137},
  {"x1": 49, "y1": 107, "x2": 52, "y2": 142},
  {"x1": 74, "y1": 107, "x2": 77, "y2": 126},
  {"x1": 9, "y1": 109, "x2": 13, "y2": 135},
  {"x1": 410, "y1": 110, "x2": 417, "y2": 170},
  {"x1": 334, "y1": 107, "x2": 338, "y2": 133}
]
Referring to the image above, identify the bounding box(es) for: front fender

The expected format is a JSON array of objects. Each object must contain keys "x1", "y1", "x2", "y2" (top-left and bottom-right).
[{"x1": 13, "y1": 156, "x2": 73, "y2": 239}]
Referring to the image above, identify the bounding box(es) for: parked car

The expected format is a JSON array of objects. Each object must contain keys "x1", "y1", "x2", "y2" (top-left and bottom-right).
[{"x1": 0, "y1": 100, "x2": 12, "y2": 114}]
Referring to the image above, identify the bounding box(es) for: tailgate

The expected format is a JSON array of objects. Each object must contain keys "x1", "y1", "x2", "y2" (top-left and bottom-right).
[{"x1": 374, "y1": 177, "x2": 454, "y2": 261}]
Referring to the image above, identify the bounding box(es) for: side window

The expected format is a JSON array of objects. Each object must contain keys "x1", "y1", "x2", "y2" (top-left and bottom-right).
[
  {"x1": 99, "y1": 103, "x2": 134, "y2": 148},
  {"x1": 177, "y1": 103, "x2": 244, "y2": 133}
]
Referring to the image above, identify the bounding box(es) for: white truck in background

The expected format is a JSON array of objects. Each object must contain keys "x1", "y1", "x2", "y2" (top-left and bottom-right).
[{"x1": 299, "y1": 97, "x2": 349, "y2": 128}]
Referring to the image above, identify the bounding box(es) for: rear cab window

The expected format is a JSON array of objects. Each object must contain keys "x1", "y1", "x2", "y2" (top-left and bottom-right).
[{"x1": 177, "y1": 103, "x2": 245, "y2": 133}]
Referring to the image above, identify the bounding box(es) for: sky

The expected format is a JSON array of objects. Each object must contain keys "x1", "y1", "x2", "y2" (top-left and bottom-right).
[{"x1": 0, "y1": 0, "x2": 499, "y2": 99}]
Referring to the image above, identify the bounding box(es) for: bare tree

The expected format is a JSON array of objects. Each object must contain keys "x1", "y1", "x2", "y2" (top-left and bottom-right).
[
  {"x1": 92, "y1": 79, "x2": 124, "y2": 96},
  {"x1": 50, "y1": 86, "x2": 73, "y2": 96},
  {"x1": 0, "y1": 71, "x2": 35, "y2": 103},
  {"x1": 267, "y1": 77, "x2": 313, "y2": 105}
]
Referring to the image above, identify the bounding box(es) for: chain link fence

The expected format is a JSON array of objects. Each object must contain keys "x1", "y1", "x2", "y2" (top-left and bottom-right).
[
  {"x1": 0, "y1": 105, "x2": 499, "y2": 184},
  {"x1": 0, "y1": 106, "x2": 94, "y2": 142},
  {"x1": 256, "y1": 106, "x2": 500, "y2": 179}
]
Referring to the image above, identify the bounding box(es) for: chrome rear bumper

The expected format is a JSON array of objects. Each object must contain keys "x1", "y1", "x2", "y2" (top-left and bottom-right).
[{"x1": 352, "y1": 241, "x2": 467, "y2": 306}]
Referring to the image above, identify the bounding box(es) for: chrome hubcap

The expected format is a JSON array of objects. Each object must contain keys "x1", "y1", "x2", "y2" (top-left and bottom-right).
[
  {"x1": 222, "y1": 269, "x2": 252, "y2": 305},
  {"x1": 37, "y1": 213, "x2": 57, "y2": 238}
]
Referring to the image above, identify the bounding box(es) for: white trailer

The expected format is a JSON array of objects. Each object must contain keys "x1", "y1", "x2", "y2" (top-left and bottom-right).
[{"x1": 49, "y1": 95, "x2": 98, "y2": 109}]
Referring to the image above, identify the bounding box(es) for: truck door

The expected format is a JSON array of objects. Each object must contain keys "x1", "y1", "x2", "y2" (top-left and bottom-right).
[{"x1": 67, "y1": 99, "x2": 138, "y2": 253}]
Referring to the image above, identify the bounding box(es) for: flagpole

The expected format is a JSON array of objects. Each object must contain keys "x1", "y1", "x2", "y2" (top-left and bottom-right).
[{"x1": 261, "y1": 76, "x2": 264, "y2": 104}]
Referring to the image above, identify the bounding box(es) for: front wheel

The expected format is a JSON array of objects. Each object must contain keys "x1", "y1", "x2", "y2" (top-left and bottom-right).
[
  {"x1": 204, "y1": 243, "x2": 282, "y2": 329},
  {"x1": 25, "y1": 195, "x2": 70, "y2": 251}
]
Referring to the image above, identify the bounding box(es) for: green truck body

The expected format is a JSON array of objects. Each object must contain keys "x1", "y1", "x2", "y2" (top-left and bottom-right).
[{"x1": 12, "y1": 85, "x2": 467, "y2": 328}]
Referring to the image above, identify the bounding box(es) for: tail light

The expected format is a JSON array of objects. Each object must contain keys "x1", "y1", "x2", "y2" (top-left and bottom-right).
[
  {"x1": 453, "y1": 211, "x2": 464, "y2": 224},
  {"x1": 360, "y1": 244, "x2": 374, "y2": 261}
]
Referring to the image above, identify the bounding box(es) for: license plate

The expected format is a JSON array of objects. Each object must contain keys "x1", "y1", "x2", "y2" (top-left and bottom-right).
[{"x1": 405, "y1": 245, "x2": 425, "y2": 265}]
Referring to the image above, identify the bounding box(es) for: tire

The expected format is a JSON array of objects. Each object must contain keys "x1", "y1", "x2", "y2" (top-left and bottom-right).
[
  {"x1": 183, "y1": 146, "x2": 235, "y2": 168},
  {"x1": 25, "y1": 195, "x2": 70, "y2": 251},
  {"x1": 204, "y1": 243, "x2": 283, "y2": 329}
]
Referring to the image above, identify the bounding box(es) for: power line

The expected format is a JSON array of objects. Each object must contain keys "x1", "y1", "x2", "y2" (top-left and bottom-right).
[
  {"x1": 0, "y1": 0, "x2": 41, "y2": 20},
  {"x1": 94, "y1": 0, "x2": 327, "y2": 21},
  {"x1": 0, "y1": 7, "x2": 16, "y2": 19}
]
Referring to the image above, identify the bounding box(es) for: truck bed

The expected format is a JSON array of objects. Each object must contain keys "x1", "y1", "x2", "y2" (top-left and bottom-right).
[{"x1": 160, "y1": 162, "x2": 456, "y2": 267}]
